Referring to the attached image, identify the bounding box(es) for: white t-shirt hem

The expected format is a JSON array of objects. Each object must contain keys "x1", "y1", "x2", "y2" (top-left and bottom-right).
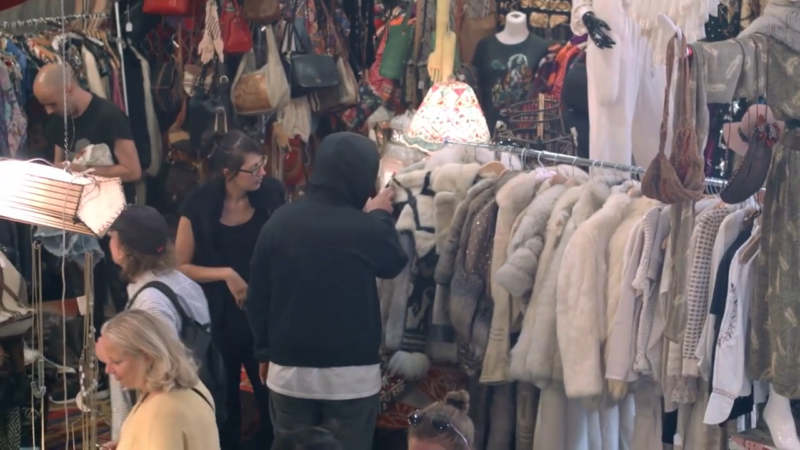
[{"x1": 266, "y1": 363, "x2": 382, "y2": 401}]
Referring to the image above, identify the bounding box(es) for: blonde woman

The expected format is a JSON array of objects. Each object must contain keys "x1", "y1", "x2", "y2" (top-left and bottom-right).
[
  {"x1": 97, "y1": 310, "x2": 220, "y2": 450},
  {"x1": 407, "y1": 391, "x2": 475, "y2": 450}
]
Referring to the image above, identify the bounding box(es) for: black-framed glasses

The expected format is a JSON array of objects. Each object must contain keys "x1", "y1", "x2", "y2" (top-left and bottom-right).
[
  {"x1": 239, "y1": 156, "x2": 268, "y2": 175},
  {"x1": 408, "y1": 411, "x2": 470, "y2": 448}
]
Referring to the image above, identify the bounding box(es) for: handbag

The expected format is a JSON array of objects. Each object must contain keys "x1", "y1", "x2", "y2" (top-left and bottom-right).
[
  {"x1": 186, "y1": 60, "x2": 232, "y2": 150},
  {"x1": 151, "y1": 26, "x2": 185, "y2": 132},
  {"x1": 309, "y1": 2, "x2": 358, "y2": 113},
  {"x1": 221, "y1": 0, "x2": 253, "y2": 54},
  {"x1": 458, "y1": 0, "x2": 497, "y2": 65},
  {"x1": 232, "y1": 25, "x2": 291, "y2": 115},
  {"x1": 720, "y1": 115, "x2": 778, "y2": 204},
  {"x1": 280, "y1": 9, "x2": 340, "y2": 98},
  {"x1": 243, "y1": 0, "x2": 282, "y2": 24},
  {"x1": 143, "y1": 0, "x2": 192, "y2": 15},
  {"x1": 379, "y1": 10, "x2": 414, "y2": 80}
]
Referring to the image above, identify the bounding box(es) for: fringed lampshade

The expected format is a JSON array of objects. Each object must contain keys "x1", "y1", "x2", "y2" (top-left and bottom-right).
[
  {"x1": 404, "y1": 79, "x2": 491, "y2": 152},
  {"x1": 0, "y1": 161, "x2": 125, "y2": 237}
]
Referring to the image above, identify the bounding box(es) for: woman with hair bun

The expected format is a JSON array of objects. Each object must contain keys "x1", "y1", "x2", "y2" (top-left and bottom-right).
[
  {"x1": 407, "y1": 391, "x2": 475, "y2": 450},
  {"x1": 175, "y1": 130, "x2": 285, "y2": 448}
]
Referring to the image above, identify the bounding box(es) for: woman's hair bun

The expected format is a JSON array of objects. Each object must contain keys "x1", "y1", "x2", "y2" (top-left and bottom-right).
[{"x1": 444, "y1": 390, "x2": 470, "y2": 412}]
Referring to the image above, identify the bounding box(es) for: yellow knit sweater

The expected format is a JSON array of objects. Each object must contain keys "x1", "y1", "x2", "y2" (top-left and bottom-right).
[{"x1": 117, "y1": 382, "x2": 220, "y2": 450}]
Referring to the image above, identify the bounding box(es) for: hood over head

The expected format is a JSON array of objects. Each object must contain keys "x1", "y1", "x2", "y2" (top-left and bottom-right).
[{"x1": 307, "y1": 132, "x2": 380, "y2": 209}]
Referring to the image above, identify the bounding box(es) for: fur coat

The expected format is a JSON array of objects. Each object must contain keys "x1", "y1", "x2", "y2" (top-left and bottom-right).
[
  {"x1": 509, "y1": 181, "x2": 584, "y2": 385},
  {"x1": 381, "y1": 163, "x2": 483, "y2": 379},
  {"x1": 482, "y1": 169, "x2": 555, "y2": 384},
  {"x1": 510, "y1": 177, "x2": 623, "y2": 386}
]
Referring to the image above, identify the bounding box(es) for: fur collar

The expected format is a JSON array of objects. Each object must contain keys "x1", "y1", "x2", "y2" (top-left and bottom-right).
[{"x1": 495, "y1": 183, "x2": 568, "y2": 299}]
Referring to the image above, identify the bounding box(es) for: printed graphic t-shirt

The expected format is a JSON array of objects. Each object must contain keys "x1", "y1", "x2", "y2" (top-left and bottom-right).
[
  {"x1": 472, "y1": 34, "x2": 550, "y2": 135},
  {"x1": 44, "y1": 94, "x2": 136, "y2": 203}
]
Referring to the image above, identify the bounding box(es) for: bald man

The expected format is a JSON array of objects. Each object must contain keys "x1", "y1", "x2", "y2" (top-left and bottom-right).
[
  {"x1": 35, "y1": 63, "x2": 140, "y2": 338},
  {"x1": 35, "y1": 63, "x2": 141, "y2": 203}
]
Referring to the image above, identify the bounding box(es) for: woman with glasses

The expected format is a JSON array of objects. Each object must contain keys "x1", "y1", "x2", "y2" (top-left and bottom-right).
[
  {"x1": 408, "y1": 391, "x2": 475, "y2": 450},
  {"x1": 175, "y1": 130, "x2": 285, "y2": 449}
]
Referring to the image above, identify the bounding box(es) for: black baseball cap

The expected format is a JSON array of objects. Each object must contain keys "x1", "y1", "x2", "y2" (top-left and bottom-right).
[{"x1": 109, "y1": 205, "x2": 169, "y2": 255}]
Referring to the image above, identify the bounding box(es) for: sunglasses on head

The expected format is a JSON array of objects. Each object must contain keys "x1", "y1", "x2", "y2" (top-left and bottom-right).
[{"x1": 408, "y1": 411, "x2": 470, "y2": 447}]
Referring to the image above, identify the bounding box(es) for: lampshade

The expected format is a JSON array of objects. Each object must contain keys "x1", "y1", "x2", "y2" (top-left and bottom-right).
[
  {"x1": 404, "y1": 80, "x2": 491, "y2": 152},
  {"x1": 0, "y1": 161, "x2": 125, "y2": 237}
]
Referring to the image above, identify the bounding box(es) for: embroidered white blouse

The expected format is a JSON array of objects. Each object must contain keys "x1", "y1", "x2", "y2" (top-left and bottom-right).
[{"x1": 704, "y1": 234, "x2": 759, "y2": 425}]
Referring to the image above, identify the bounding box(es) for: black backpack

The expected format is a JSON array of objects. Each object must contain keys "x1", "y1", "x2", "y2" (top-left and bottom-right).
[{"x1": 129, "y1": 281, "x2": 227, "y2": 425}]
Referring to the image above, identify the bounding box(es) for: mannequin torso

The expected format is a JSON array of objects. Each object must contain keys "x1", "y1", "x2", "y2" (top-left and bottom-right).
[
  {"x1": 472, "y1": 11, "x2": 550, "y2": 133},
  {"x1": 496, "y1": 12, "x2": 530, "y2": 45}
]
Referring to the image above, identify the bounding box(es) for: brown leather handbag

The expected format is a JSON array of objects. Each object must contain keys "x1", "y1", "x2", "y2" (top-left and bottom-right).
[
  {"x1": 231, "y1": 25, "x2": 290, "y2": 115},
  {"x1": 242, "y1": 0, "x2": 282, "y2": 24},
  {"x1": 459, "y1": 0, "x2": 497, "y2": 64},
  {"x1": 720, "y1": 115, "x2": 778, "y2": 204}
]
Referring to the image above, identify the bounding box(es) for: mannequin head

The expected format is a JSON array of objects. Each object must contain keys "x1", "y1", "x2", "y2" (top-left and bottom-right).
[{"x1": 407, "y1": 391, "x2": 474, "y2": 450}]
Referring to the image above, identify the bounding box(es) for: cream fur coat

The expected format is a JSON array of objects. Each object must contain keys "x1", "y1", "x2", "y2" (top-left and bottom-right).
[
  {"x1": 510, "y1": 177, "x2": 622, "y2": 385},
  {"x1": 481, "y1": 169, "x2": 555, "y2": 384}
]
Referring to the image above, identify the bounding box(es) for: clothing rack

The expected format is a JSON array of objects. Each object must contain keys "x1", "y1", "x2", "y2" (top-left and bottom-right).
[
  {"x1": 444, "y1": 140, "x2": 731, "y2": 190},
  {"x1": 0, "y1": 10, "x2": 128, "y2": 114},
  {"x1": 0, "y1": 13, "x2": 108, "y2": 29}
]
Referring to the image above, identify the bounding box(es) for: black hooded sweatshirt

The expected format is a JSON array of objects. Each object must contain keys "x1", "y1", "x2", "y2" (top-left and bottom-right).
[{"x1": 245, "y1": 132, "x2": 408, "y2": 368}]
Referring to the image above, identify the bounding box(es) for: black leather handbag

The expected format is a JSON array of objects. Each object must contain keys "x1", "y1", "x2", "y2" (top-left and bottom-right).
[
  {"x1": 280, "y1": 15, "x2": 339, "y2": 98},
  {"x1": 186, "y1": 60, "x2": 232, "y2": 151}
]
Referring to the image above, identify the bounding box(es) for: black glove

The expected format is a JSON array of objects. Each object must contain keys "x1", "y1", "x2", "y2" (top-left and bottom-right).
[{"x1": 582, "y1": 12, "x2": 616, "y2": 49}]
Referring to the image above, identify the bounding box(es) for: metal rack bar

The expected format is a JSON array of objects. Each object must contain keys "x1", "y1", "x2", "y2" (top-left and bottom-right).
[
  {"x1": 113, "y1": 2, "x2": 128, "y2": 115},
  {"x1": 0, "y1": 10, "x2": 127, "y2": 114},
  {"x1": 0, "y1": 13, "x2": 109, "y2": 29},
  {"x1": 443, "y1": 140, "x2": 731, "y2": 189}
]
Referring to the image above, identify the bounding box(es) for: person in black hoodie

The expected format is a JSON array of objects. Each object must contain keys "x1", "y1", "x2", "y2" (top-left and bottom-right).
[
  {"x1": 175, "y1": 131, "x2": 284, "y2": 449},
  {"x1": 245, "y1": 132, "x2": 408, "y2": 449}
]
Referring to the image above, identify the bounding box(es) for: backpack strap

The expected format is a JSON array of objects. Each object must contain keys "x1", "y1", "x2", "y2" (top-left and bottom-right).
[{"x1": 130, "y1": 280, "x2": 190, "y2": 323}]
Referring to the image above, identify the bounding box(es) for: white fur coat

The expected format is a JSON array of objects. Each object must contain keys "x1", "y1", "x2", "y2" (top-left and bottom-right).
[{"x1": 556, "y1": 182, "x2": 637, "y2": 400}]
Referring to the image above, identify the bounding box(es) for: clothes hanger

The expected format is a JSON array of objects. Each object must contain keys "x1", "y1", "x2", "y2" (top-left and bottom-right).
[
  {"x1": 99, "y1": 29, "x2": 120, "y2": 70},
  {"x1": 478, "y1": 146, "x2": 505, "y2": 176},
  {"x1": 544, "y1": 152, "x2": 567, "y2": 184}
]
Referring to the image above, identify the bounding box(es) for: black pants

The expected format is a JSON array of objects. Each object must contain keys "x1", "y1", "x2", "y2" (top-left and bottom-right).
[
  {"x1": 269, "y1": 390, "x2": 380, "y2": 450},
  {"x1": 93, "y1": 236, "x2": 127, "y2": 338},
  {"x1": 216, "y1": 324, "x2": 273, "y2": 449}
]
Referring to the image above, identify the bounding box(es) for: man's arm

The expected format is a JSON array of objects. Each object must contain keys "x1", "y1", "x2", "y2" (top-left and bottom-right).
[
  {"x1": 363, "y1": 210, "x2": 409, "y2": 280},
  {"x1": 87, "y1": 111, "x2": 141, "y2": 182},
  {"x1": 87, "y1": 139, "x2": 142, "y2": 182},
  {"x1": 54, "y1": 145, "x2": 65, "y2": 165},
  {"x1": 245, "y1": 228, "x2": 272, "y2": 363}
]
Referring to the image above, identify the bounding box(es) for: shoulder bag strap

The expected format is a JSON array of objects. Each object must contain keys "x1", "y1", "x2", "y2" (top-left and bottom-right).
[{"x1": 191, "y1": 387, "x2": 215, "y2": 411}]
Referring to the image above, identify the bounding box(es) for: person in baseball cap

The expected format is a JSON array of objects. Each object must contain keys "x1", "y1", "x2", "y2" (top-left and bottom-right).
[{"x1": 108, "y1": 205, "x2": 173, "y2": 280}]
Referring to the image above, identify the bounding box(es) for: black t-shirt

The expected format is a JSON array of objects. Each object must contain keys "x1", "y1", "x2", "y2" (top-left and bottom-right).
[
  {"x1": 472, "y1": 34, "x2": 550, "y2": 134},
  {"x1": 43, "y1": 95, "x2": 136, "y2": 203}
]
